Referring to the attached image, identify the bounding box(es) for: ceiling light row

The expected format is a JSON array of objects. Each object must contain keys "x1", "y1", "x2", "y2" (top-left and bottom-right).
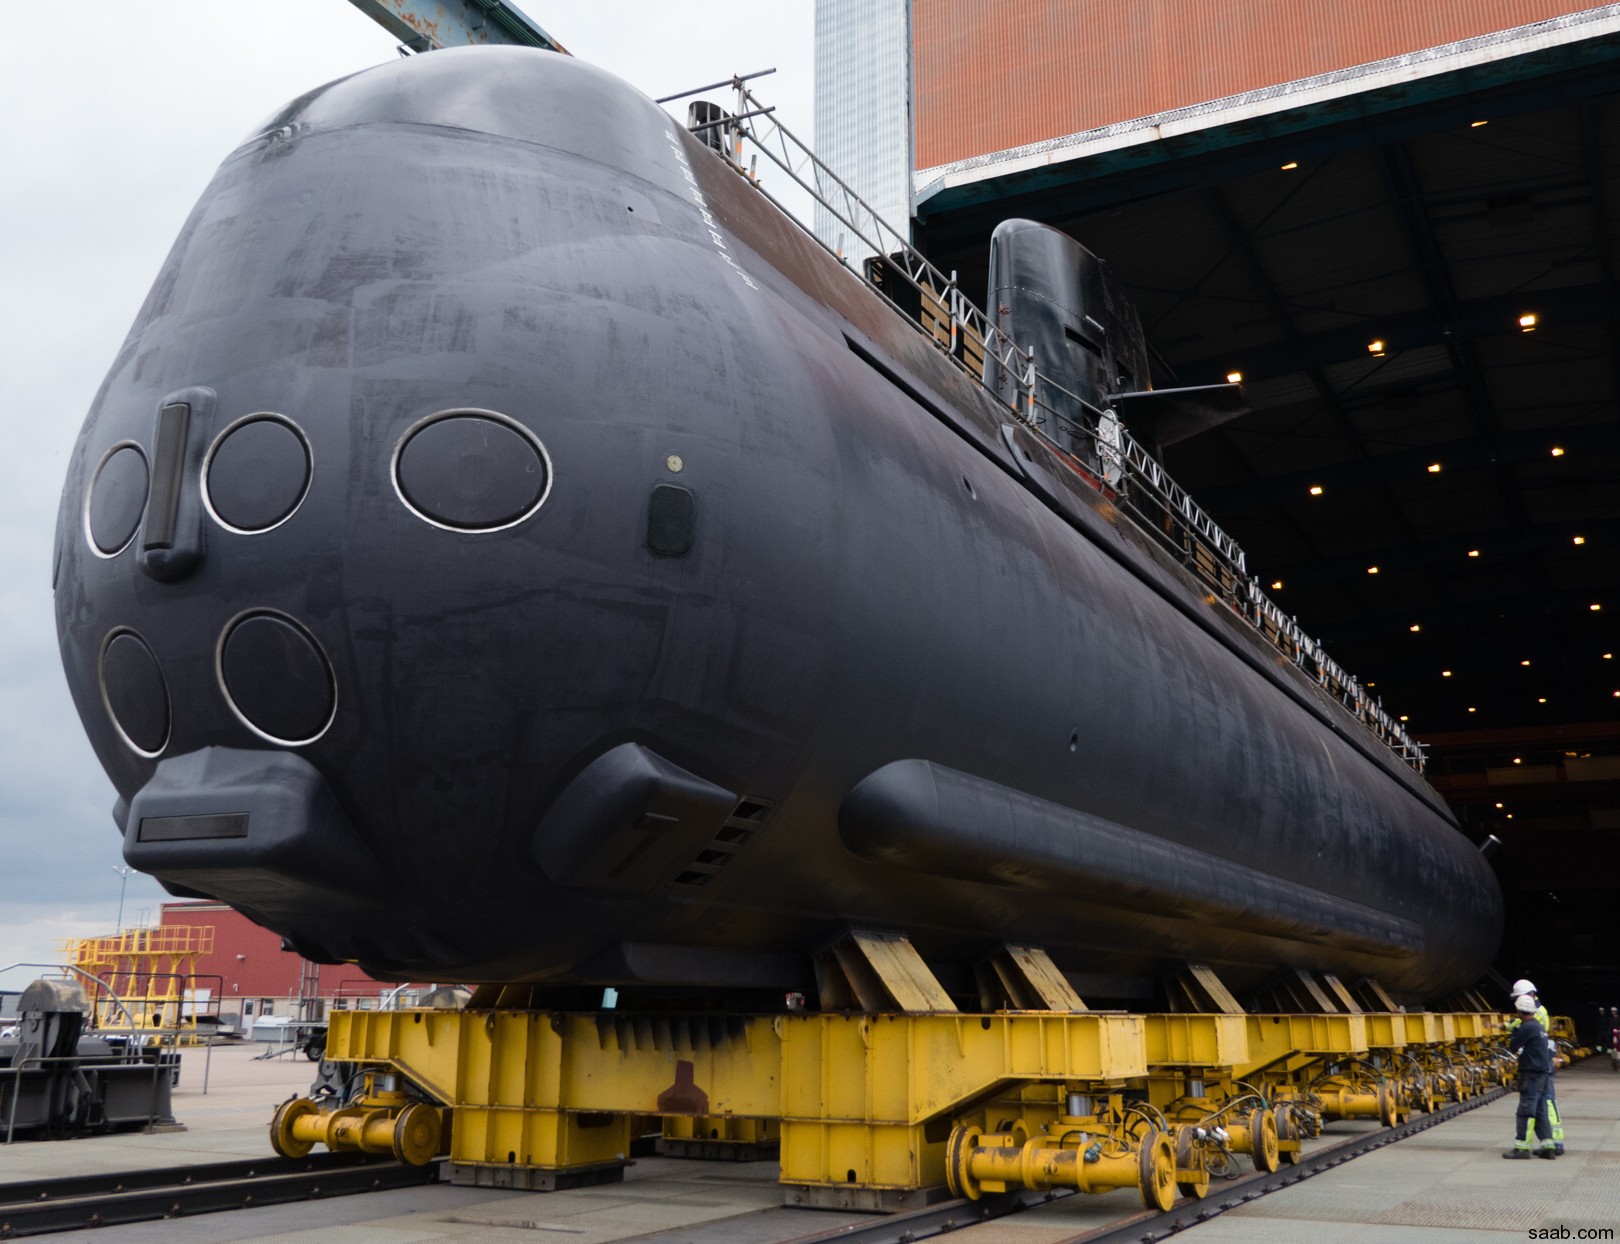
[
  {"x1": 1275, "y1": 536, "x2": 1592, "y2": 574},
  {"x1": 1270, "y1": 547, "x2": 1601, "y2": 590},
  {"x1": 1352, "y1": 313, "x2": 1538, "y2": 360},
  {"x1": 1304, "y1": 447, "x2": 1576, "y2": 496},
  {"x1": 1405, "y1": 605, "x2": 1601, "y2": 630},
  {"x1": 1397, "y1": 654, "x2": 1611, "y2": 671}
]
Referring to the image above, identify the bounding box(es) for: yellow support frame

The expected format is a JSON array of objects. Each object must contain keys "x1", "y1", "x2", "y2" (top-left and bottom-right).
[
  {"x1": 779, "y1": 1012, "x2": 1144, "y2": 1198},
  {"x1": 1143, "y1": 1014, "x2": 1249, "y2": 1066},
  {"x1": 313, "y1": 1006, "x2": 1505, "y2": 1203},
  {"x1": 659, "y1": 1113, "x2": 778, "y2": 1159},
  {"x1": 1241, "y1": 1013, "x2": 1369, "y2": 1074},
  {"x1": 328, "y1": 1009, "x2": 1148, "y2": 1199}
]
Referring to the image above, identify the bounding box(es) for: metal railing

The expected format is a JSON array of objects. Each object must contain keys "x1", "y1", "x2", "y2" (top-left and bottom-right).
[
  {"x1": 66, "y1": 926, "x2": 216, "y2": 958},
  {"x1": 659, "y1": 73, "x2": 1426, "y2": 774}
]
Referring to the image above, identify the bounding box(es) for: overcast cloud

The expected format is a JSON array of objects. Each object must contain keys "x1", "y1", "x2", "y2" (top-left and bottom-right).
[{"x1": 0, "y1": 0, "x2": 813, "y2": 980}]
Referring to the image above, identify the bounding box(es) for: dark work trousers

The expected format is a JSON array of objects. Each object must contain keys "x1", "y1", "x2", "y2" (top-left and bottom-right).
[{"x1": 1516, "y1": 1070, "x2": 1553, "y2": 1145}]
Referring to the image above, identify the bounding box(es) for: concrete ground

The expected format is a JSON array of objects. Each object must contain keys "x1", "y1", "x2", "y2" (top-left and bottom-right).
[
  {"x1": 953, "y1": 1056, "x2": 1620, "y2": 1242},
  {"x1": 0, "y1": 1039, "x2": 318, "y2": 1177},
  {"x1": 0, "y1": 1041, "x2": 869, "y2": 1243},
  {"x1": 3, "y1": 1043, "x2": 1616, "y2": 1242}
]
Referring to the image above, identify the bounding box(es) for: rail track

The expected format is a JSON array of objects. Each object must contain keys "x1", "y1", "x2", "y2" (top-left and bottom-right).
[
  {"x1": 0, "y1": 1150, "x2": 439, "y2": 1238},
  {"x1": 777, "y1": 1085, "x2": 1508, "y2": 1244}
]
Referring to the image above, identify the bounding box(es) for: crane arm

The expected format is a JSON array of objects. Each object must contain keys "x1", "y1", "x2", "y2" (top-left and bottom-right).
[{"x1": 346, "y1": 0, "x2": 568, "y2": 53}]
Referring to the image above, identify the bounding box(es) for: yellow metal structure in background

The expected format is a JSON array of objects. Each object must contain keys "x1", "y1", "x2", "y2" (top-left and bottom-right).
[
  {"x1": 1549, "y1": 1015, "x2": 1592, "y2": 1061},
  {"x1": 273, "y1": 998, "x2": 1510, "y2": 1211},
  {"x1": 63, "y1": 926, "x2": 216, "y2": 1043}
]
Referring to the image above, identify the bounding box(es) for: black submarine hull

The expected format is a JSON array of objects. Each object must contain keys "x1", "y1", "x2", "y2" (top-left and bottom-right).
[{"x1": 54, "y1": 47, "x2": 1501, "y2": 1001}]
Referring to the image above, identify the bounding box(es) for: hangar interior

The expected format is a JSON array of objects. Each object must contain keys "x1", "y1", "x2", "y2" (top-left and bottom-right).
[{"x1": 907, "y1": 5, "x2": 1620, "y2": 1019}]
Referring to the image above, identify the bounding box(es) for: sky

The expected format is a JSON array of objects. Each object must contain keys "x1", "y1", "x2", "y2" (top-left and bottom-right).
[{"x1": 0, "y1": 0, "x2": 814, "y2": 984}]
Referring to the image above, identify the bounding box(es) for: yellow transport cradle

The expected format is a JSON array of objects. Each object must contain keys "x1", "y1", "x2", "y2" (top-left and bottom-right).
[{"x1": 270, "y1": 946, "x2": 1515, "y2": 1213}]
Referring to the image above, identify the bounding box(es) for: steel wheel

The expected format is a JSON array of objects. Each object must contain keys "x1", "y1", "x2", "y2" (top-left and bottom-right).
[
  {"x1": 1139, "y1": 1128, "x2": 1176, "y2": 1211},
  {"x1": 270, "y1": 1096, "x2": 318, "y2": 1159}
]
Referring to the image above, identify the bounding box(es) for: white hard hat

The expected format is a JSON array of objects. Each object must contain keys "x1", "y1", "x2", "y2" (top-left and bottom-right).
[
  {"x1": 1510, "y1": 978, "x2": 1537, "y2": 997},
  {"x1": 1515, "y1": 993, "x2": 1538, "y2": 1015}
]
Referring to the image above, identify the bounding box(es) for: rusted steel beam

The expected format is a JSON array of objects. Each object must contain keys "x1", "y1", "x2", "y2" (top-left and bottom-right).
[{"x1": 346, "y1": 0, "x2": 568, "y2": 53}]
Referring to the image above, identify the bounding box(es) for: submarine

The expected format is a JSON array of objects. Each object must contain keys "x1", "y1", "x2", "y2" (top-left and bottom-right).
[{"x1": 53, "y1": 46, "x2": 1501, "y2": 1003}]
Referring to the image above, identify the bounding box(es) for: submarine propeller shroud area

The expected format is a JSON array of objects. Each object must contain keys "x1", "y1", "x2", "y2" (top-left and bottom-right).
[{"x1": 52, "y1": 46, "x2": 1500, "y2": 1001}]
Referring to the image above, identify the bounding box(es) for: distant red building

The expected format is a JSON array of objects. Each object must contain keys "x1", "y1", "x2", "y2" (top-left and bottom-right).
[{"x1": 158, "y1": 902, "x2": 399, "y2": 1023}]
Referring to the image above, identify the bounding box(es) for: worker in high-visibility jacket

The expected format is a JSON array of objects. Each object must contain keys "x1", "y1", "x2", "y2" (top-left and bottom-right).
[
  {"x1": 1505, "y1": 993, "x2": 1557, "y2": 1159},
  {"x1": 1509, "y1": 978, "x2": 1564, "y2": 1153}
]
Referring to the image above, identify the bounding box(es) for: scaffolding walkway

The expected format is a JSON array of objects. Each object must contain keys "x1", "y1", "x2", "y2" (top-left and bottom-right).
[{"x1": 62, "y1": 927, "x2": 220, "y2": 1044}]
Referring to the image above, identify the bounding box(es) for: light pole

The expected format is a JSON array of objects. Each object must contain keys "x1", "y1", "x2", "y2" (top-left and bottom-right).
[{"x1": 110, "y1": 865, "x2": 133, "y2": 931}]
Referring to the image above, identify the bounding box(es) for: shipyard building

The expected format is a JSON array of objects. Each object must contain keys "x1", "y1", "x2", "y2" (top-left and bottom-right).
[{"x1": 818, "y1": 0, "x2": 1620, "y2": 1019}]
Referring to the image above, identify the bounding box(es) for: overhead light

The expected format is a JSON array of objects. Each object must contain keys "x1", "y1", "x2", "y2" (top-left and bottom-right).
[
  {"x1": 1518, "y1": 312, "x2": 1538, "y2": 332},
  {"x1": 1551, "y1": 446, "x2": 1565, "y2": 457},
  {"x1": 1506, "y1": 814, "x2": 1514, "y2": 820},
  {"x1": 1426, "y1": 462, "x2": 1442, "y2": 474},
  {"x1": 1513, "y1": 757, "x2": 1522, "y2": 765},
  {"x1": 1308, "y1": 484, "x2": 1324, "y2": 496},
  {"x1": 1367, "y1": 339, "x2": 1387, "y2": 357},
  {"x1": 1521, "y1": 659, "x2": 1531, "y2": 667},
  {"x1": 1573, "y1": 535, "x2": 1586, "y2": 545},
  {"x1": 1538, "y1": 697, "x2": 1547, "y2": 704},
  {"x1": 1471, "y1": 119, "x2": 1489, "y2": 128},
  {"x1": 1226, "y1": 370, "x2": 1243, "y2": 384},
  {"x1": 1271, "y1": 580, "x2": 1284, "y2": 590},
  {"x1": 1468, "y1": 706, "x2": 1477, "y2": 713},
  {"x1": 1467, "y1": 549, "x2": 1480, "y2": 558},
  {"x1": 1592, "y1": 603, "x2": 1604, "y2": 612},
  {"x1": 1367, "y1": 681, "x2": 1376, "y2": 687},
  {"x1": 1280, "y1": 161, "x2": 1299, "y2": 171},
  {"x1": 1605, "y1": 653, "x2": 1613, "y2": 660},
  {"x1": 1409, "y1": 623, "x2": 1421, "y2": 632},
  {"x1": 1367, "y1": 565, "x2": 1380, "y2": 575},
  {"x1": 1399, "y1": 714, "x2": 1409, "y2": 722},
  {"x1": 1495, "y1": 802, "x2": 1504, "y2": 808}
]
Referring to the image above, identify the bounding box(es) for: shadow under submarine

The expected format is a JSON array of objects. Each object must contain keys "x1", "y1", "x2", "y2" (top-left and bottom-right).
[{"x1": 53, "y1": 46, "x2": 1500, "y2": 1003}]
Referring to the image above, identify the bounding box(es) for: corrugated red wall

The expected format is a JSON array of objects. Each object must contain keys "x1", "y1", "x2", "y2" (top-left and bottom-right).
[
  {"x1": 160, "y1": 902, "x2": 391, "y2": 1003},
  {"x1": 160, "y1": 903, "x2": 307, "y2": 1000},
  {"x1": 913, "y1": 0, "x2": 1605, "y2": 169}
]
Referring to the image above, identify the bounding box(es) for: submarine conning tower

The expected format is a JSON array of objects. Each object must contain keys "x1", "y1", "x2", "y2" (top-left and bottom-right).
[
  {"x1": 987, "y1": 217, "x2": 1255, "y2": 470},
  {"x1": 986, "y1": 218, "x2": 1152, "y2": 437}
]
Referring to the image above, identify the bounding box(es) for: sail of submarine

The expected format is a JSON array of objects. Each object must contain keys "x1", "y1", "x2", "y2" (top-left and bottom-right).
[{"x1": 53, "y1": 45, "x2": 1501, "y2": 1002}]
